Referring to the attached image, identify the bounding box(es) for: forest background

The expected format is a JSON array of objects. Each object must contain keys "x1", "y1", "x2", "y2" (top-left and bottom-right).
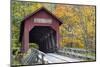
[{"x1": 11, "y1": 1, "x2": 96, "y2": 63}]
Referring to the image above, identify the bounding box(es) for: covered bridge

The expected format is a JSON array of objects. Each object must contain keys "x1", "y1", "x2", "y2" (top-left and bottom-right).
[{"x1": 19, "y1": 7, "x2": 62, "y2": 53}]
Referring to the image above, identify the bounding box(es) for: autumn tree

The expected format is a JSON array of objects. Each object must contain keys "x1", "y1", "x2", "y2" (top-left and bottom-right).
[{"x1": 54, "y1": 4, "x2": 95, "y2": 49}]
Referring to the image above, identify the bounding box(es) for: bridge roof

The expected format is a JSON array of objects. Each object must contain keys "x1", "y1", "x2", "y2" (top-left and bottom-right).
[
  {"x1": 21, "y1": 7, "x2": 62, "y2": 25},
  {"x1": 19, "y1": 7, "x2": 63, "y2": 42}
]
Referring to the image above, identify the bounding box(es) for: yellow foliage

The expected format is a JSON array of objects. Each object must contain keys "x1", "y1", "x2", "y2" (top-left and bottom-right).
[
  {"x1": 59, "y1": 26, "x2": 68, "y2": 36},
  {"x1": 71, "y1": 15, "x2": 80, "y2": 23},
  {"x1": 37, "y1": 3, "x2": 42, "y2": 8},
  {"x1": 81, "y1": 6, "x2": 95, "y2": 17},
  {"x1": 15, "y1": 12, "x2": 21, "y2": 17},
  {"x1": 54, "y1": 5, "x2": 66, "y2": 17},
  {"x1": 60, "y1": 37, "x2": 84, "y2": 48}
]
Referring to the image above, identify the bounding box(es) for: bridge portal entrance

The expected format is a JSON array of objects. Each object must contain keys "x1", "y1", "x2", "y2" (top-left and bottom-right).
[{"x1": 29, "y1": 26, "x2": 56, "y2": 53}]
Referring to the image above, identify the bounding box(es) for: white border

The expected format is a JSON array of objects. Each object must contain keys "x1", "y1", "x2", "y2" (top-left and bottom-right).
[{"x1": 0, "y1": 0, "x2": 100, "y2": 67}]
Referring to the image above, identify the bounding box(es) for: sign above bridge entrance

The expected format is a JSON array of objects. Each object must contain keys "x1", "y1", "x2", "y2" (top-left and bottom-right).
[{"x1": 34, "y1": 18, "x2": 52, "y2": 24}]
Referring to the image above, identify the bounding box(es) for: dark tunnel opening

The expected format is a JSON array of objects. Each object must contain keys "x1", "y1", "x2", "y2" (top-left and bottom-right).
[{"x1": 29, "y1": 26, "x2": 57, "y2": 53}]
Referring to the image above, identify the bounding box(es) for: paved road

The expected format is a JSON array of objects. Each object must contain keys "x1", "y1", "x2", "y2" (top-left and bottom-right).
[
  {"x1": 22, "y1": 49, "x2": 84, "y2": 64},
  {"x1": 44, "y1": 53, "x2": 83, "y2": 63}
]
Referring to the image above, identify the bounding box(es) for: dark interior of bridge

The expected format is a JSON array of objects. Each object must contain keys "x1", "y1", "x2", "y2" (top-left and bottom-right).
[{"x1": 29, "y1": 26, "x2": 57, "y2": 53}]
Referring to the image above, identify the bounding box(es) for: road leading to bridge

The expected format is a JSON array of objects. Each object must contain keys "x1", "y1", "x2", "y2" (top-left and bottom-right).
[
  {"x1": 44, "y1": 53, "x2": 83, "y2": 63},
  {"x1": 21, "y1": 49, "x2": 84, "y2": 65}
]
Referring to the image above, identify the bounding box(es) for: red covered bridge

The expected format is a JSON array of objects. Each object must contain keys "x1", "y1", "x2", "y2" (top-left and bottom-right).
[
  {"x1": 19, "y1": 7, "x2": 62, "y2": 53},
  {"x1": 19, "y1": 7, "x2": 87, "y2": 64}
]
